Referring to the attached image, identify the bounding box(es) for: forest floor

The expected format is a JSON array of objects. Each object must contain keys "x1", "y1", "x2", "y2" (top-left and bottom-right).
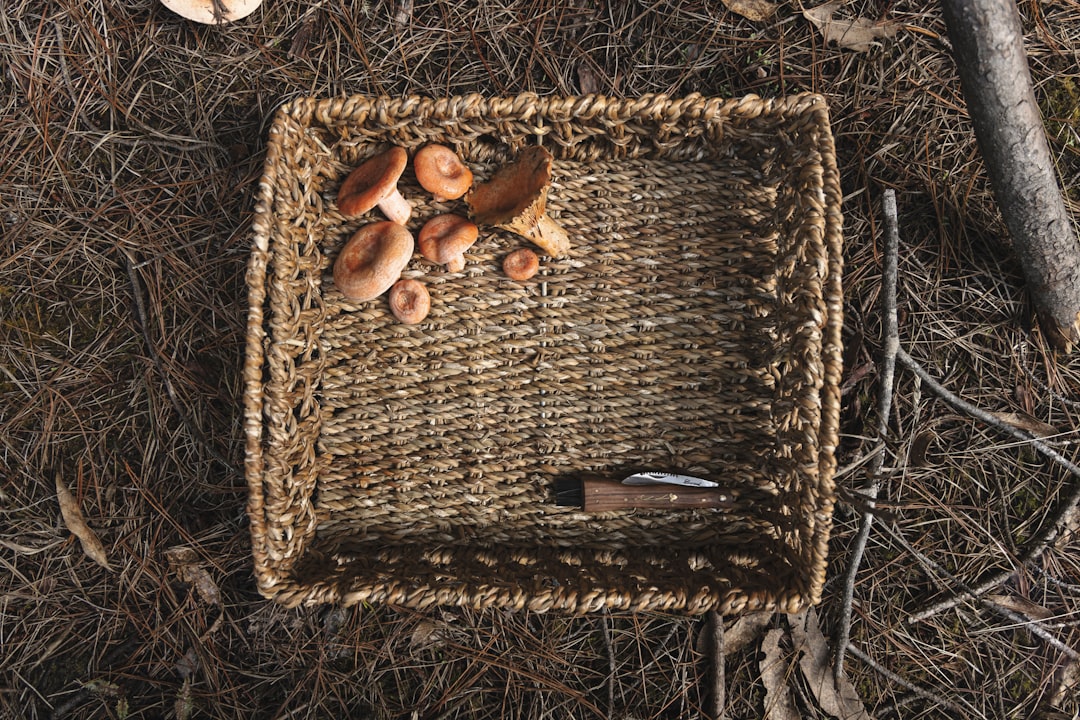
[{"x1": 3, "y1": 0, "x2": 1080, "y2": 718}]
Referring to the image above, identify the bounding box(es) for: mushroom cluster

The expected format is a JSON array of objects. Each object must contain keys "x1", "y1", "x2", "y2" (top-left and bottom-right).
[{"x1": 332, "y1": 143, "x2": 570, "y2": 324}]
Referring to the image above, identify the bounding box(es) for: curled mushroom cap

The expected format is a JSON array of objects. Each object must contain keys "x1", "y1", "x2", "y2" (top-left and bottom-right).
[
  {"x1": 337, "y1": 146, "x2": 412, "y2": 224},
  {"x1": 466, "y1": 146, "x2": 570, "y2": 258},
  {"x1": 389, "y1": 279, "x2": 431, "y2": 324},
  {"x1": 333, "y1": 221, "x2": 415, "y2": 302},
  {"x1": 160, "y1": 0, "x2": 261, "y2": 23},
  {"x1": 503, "y1": 248, "x2": 540, "y2": 281},
  {"x1": 414, "y1": 144, "x2": 474, "y2": 202},
  {"x1": 418, "y1": 214, "x2": 479, "y2": 273}
]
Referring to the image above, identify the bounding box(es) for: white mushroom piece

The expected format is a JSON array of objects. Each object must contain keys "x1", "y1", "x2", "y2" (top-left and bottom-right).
[
  {"x1": 466, "y1": 146, "x2": 570, "y2": 258},
  {"x1": 160, "y1": 0, "x2": 263, "y2": 24}
]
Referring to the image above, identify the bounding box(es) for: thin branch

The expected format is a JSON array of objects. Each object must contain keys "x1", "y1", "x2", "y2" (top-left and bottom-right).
[
  {"x1": 598, "y1": 610, "x2": 615, "y2": 719},
  {"x1": 844, "y1": 643, "x2": 973, "y2": 716},
  {"x1": 881, "y1": 523, "x2": 1080, "y2": 660},
  {"x1": 833, "y1": 189, "x2": 901, "y2": 680},
  {"x1": 708, "y1": 611, "x2": 726, "y2": 720},
  {"x1": 1017, "y1": 340, "x2": 1080, "y2": 412},
  {"x1": 898, "y1": 348, "x2": 1080, "y2": 623}
]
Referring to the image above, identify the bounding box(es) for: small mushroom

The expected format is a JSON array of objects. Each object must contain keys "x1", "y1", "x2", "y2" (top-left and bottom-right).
[
  {"x1": 502, "y1": 248, "x2": 540, "y2": 281},
  {"x1": 418, "y1": 214, "x2": 479, "y2": 272},
  {"x1": 388, "y1": 279, "x2": 431, "y2": 324},
  {"x1": 466, "y1": 146, "x2": 570, "y2": 258},
  {"x1": 414, "y1": 144, "x2": 474, "y2": 202},
  {"x1": 333, "y1": 221, "x2": 414, "y2": 302},
  {"x1": 337, "y1": 146, "x2": 412, "y2": 224},
  {"x1": 160, "y1": 0, "x2": 262, "y2": 24}
]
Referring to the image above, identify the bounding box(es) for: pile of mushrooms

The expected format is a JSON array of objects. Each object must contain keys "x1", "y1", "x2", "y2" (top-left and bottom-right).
[{"x1": 332, "y1": 142, "x2": 568, "y2": 323}]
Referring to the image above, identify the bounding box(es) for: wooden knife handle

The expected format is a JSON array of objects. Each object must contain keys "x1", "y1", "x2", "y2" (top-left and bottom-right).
[{"x1": 581, "y1": 478, "x2": 733, "y2": 512}]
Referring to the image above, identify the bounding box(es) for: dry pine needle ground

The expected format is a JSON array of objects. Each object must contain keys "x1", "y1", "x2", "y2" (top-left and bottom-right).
[{"x1": 2, "y1": 0, "x2": 1080, "y2": 718}]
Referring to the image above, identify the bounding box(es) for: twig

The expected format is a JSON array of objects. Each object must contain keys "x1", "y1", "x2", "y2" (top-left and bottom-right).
[
  {"x1": 833, "y1": 189, "x2": 901, "y2": 680},
  {"x1": 708, "y1": 611, "x2": 725, "y2": 720},
  {"x1": 898, "y1": 348, "x2": 1080, "y2": 623},
  {"x1": 598, "y1": 610, "x2": 615, "y2": 719},
  {"x1": 844, "y1": 643, "x2": 973, "y2": 716},
  {"x1": 881, "y1": 522, "x2": 1080, "y2": 660},
  {"x1": 123, "y1": 253, "x2": 240, "y2": 476},
  {"x1": 1017, "y1": 339, "x2": 1080, "y2": 411}
]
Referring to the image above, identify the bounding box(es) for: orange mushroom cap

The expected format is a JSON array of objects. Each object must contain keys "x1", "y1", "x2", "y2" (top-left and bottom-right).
[
  {"x1": 388, "y1": 279, "x2": 431, "y2": 324},
  {"x1": 333, "y1": 221, "x2": 414, "y2": 302},
  {"x1": 465, "y1": 146, "x2": 570, "y2": 258},
  {"x1": 414, "y1": 144, "x2": 474, "y2": 202},
  {"x1": 337, "y1": 146, "x2": 412, "y2": 224},
  {"x1": 503, "y1": 248, "x2": 540, "y2": 281},
  {"x1": 418, "y1": 214, "x2": 479, "y2": 273}
]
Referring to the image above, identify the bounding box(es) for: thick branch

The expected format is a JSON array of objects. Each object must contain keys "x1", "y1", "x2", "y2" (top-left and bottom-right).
[{"x1": 942, "y1": 0, "x2": 1080, "y2": 351}]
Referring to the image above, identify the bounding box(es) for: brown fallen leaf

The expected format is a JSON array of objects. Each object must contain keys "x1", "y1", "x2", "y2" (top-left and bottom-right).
[
  {"x1": 166, "y1": 547, "x2": 221, "y2": 606},
  {"x1": 1052, "y1": 657, "x2": 1080, "y2": 709},
  {"x1": 725, "y1": 611, "x2": 773, "y2": 656},
  {"x1": 55, "y1": 472, "x2": 111, "y2": 571},
  {"x1": 760, "y1": 628, "x2": 800, "y2": 720},
  {"x1": 986, "y1": 594, "x2": 1055, "y2": 621},
  {"x1": 988, "y1": 411, "x2": 1059, "y2": 438},
  {"x1": 722, "y1": 0, "x2": 777, "y2": 22},
  {"x1": 410, "y1": 617, "x2": 461, "y2": 653},
  {"x1": 803, "y1": 2, "x2": 899, "y2": 52},
  {"x1": 789, "y1": 609, "x2": 876, "y2": 720},
  {"x1": 577, "y1": 62, "x2": 603, "y2": 95}
]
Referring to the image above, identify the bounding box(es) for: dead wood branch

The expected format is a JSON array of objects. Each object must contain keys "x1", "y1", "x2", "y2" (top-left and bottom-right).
[{"x1": 943, "y1": 0, "x2": 1080, "y2": 350}]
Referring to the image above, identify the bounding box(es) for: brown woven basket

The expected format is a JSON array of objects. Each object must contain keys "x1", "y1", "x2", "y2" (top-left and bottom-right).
[{"x1": 244, "y1": 93, "x2": 843, "y2": 614}]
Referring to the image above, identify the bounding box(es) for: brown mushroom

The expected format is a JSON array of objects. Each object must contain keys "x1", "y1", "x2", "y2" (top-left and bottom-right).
[
  {"x1": 466, "y1": 146, "x2": 570, "y2": 258},
  {"x1": 502, "y1": 248, "x2": 540, "y2": 281},
  {"x1": 414, "y1": 144, "x2": 474, "y2": 202},
  {"x1": 337, "y1": 146, "x2": 412, "y2": 224},
  {"x1": 333, "y1": 221, "x2": 414, "y2": 302},
  {"x1": 418, "y1": 214, "x2": 479, "y2": 273},
  {"x1": 388, "y1": 279, "x2": 431, "y2": 324}
]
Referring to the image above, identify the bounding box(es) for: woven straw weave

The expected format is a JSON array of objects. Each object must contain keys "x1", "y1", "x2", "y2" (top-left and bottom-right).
[{"x1": 244, "y1": 93, "x2": 843, "y2": 613}]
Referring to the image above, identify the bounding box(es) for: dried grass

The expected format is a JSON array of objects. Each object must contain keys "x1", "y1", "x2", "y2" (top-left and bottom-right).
[{"x1": 2, "y1": 0, "x2": 1080, "y2": 717}]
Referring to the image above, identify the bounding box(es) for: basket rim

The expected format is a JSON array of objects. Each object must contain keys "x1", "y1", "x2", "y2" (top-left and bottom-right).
[{"x1": 243, "y1": 91, "x2": 844, "y2": 613}]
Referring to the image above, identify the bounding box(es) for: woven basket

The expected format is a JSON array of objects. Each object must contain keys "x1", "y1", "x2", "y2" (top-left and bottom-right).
[{"x1": 244, "y1": 93, "x2": 843, "y2": 614}]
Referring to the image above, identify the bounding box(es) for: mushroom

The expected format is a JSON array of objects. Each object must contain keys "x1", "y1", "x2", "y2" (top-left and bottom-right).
[
  {"x1": 336, "y1": 146, "x2": 412, "y2": 224},
  {"x1": 417, "y1": 214, "x2": 479, "y2": 272},
  {"x1": 502, "y1": 248, "x2": 540, "y2": 281},
  {"x1": 388, "y1": 279, "x2": 431, "y2": 324},
  {"x1": 414, "y1": 144, "x2": 474, "y2": 202},
  {"x1": 466, "y1": 146, "x2": 570, "y2": 258},
  {"x1": 333, "y1": 221, "x2": 414, "y2": 302},
  {"x1": 160, "y1": 0, "x2": 262, "y2": 23}
]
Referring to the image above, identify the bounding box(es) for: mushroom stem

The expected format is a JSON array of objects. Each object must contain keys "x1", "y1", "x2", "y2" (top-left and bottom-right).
[
  {"x1": 378, "y1": 190, "x2": 412, "y2": 225},
  {"x1": 519, "y1": 214, "x2": 570, "y2": 258}
]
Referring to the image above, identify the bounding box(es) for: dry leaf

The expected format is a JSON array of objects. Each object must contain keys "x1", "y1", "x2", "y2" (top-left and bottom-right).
[
  {"x1": 410, "y1": 619, "x2": 456, "y2": 652},
  {"x1": 175, "y1": 677, "x2": 194, "y2": 720},
  {"x1": 1052, "y1": 657, "x2": 1080, "y2": 708},
  {"x1": 989, "y1": 411, "x2": 1059, "y2": 438},
  {"x1": 803, "y1": 2, "x2": 898, "y2": 52},
  {"x1": 760, "y1": 628, "x2": 800, "y2": 720},
  {"x1": 394, "y1": 0, "x2": 413, "y2": 30},
  {"x1": 166, "y1": 547, "x2": 221, "y2": 606},
  {"x1": 56, "y1": 472, "x2": 111, "y2": 570},
  {"x1": 725, "y1": 612, "x2": 773, "y2": 656},
  {"x1": 577, "y1": 62, "x2": 603, "y2": 95},
  {"x1": 986, "y1": 594, "x2": 1055, "y2": 621},
  {"x1": 722, "y1": 0, "x2": 778, "y2": 22},
  {"x1": 789, "y1": 609, "x2": 876, "y2": 720}
]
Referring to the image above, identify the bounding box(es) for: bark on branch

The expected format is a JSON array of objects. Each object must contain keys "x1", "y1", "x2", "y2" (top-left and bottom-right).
[{"x1": 942, "y1": 0, "x2": 1080, "y2": 351}]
